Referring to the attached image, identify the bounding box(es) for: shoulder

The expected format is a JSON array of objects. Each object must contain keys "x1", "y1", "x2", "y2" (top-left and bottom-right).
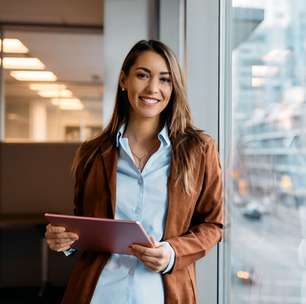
[
  {"x1": 185, "y1": 129, "x2": 217, "y2": 152},
  {"x1": 198, "y1": 132, "x2": 218, "y2": 150},
  {"x1": 77, "y1": 133, "x2": 114, "y2": 158},
  {"x1": 198, "y1": 131, "x2": 215, "y2": 144}
]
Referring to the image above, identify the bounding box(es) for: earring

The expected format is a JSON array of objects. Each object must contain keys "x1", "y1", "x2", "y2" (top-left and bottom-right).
[{"x1": 121, "y1": 87, "x2": 125, "y2": 91}]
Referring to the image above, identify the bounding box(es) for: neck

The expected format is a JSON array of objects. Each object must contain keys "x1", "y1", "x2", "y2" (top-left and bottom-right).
[{"x1": 124, "y1": 117, "x2": 161, "y2": 144}]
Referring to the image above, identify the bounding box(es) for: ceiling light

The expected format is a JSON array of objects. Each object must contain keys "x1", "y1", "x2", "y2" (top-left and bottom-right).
[
  {"x1": 30, "y1": 83, "x2": 66, "y2": 91},
  {"x1": 10, "y1": 71, "x2": 57, "y2": 81},
  {"x1": 51, "y1": 98, "x2": 84, "y2": 110},
  {"x1": 0, "y1": 38, "x2": 29, "y2": 53},
  {"x1": 37, "y1": 89, "x2": 72, "y2": 98},
  {"x1": 59, "y1": 103, "x2": 84, "y2": 110},
  {"x1": 0, "y1": 57, "x2": 45, "y2": 69}
]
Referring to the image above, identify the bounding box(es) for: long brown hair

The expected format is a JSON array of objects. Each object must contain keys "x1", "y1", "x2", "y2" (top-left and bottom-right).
[{"x1": 73, "y1": 40, "x2": 205, "y2": 195}]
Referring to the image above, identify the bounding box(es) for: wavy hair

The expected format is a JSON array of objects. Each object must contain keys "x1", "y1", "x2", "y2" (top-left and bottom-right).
[{"x1": 73, "y1": 40, "x2": 205, "y2": 195}]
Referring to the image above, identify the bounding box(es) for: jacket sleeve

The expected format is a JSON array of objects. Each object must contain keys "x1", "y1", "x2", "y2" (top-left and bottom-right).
[{"x1": 167, "y1": 137, "x2": 224, "y2": 272}]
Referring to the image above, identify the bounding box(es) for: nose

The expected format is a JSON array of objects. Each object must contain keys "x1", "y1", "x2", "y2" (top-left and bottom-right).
[{"x1": 146, "y1": 77, "x2": 159, "y2": 94}]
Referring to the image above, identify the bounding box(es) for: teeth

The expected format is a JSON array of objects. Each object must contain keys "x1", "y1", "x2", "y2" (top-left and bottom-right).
[{"x1": 140, "y1": 97, "x2": 159, "y2": 104}]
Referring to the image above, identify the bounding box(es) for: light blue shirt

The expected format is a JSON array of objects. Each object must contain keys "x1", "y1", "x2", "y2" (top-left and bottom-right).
[{"x1": 90, "y1": 124, "x2": 175, "y2": 304}]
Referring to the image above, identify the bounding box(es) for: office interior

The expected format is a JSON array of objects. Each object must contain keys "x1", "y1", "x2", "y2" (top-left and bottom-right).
[{"x1": 0, "y1": 0, "x2": 306, "y2": 303}]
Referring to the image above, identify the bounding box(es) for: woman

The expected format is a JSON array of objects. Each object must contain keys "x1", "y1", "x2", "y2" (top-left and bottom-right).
[{"x1": 45, "y1": 39, "x2": 223, "y2": 304}]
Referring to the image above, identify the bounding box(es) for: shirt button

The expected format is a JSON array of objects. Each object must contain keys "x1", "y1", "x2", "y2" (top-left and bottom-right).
[{"x1": 138, "y1": 178, "x2": 143, "y2": 185}]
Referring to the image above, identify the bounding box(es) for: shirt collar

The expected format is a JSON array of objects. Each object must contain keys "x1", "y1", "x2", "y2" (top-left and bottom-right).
[
  {"x1": 116, "y1": 124, "x2": 126, "y2": 148},
  {"x1": 158, "y1": 124, "x2": 171, "y2": 147},
  {"x1": 116, "y1": 124, "x2": 171, "y2": 148}
]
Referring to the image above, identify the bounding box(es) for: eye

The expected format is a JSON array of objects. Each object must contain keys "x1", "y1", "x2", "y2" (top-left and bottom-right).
[
  {"x1": 136, "y1": 72, "x2": 149, "y2": 79},
  {"x1": 160, "y1": 77, "x2": 171, "y2": 84}
]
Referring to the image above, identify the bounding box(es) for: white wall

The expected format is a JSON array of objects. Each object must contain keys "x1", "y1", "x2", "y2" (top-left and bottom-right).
[
  {"x1": 103, "y1": 0, "x2": 151, "y2": 126},
  {"x1": 186, "y1": 1, "x2": 220, "y2": 303},
  {"x1": 159, "y1": 0, "x2": 185, "y2": 66}
]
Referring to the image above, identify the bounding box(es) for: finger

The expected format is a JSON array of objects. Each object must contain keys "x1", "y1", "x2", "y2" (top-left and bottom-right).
[
  {"x1": 55, "y1": 245, "x2": 72, "y2": 252},
  {"x1": 139, "y1": 255, "x2": 161, "y2": 266},
  {"x1": 45, "y1": 231, "x2": 79, "y2": 240},
  {"x1": 48, "y1": 240, "x2": 75, "y2": 251},
  {"x1": 149, "y1": 236, "x2": 159, "y2": 247},
  {"x1": 47, "y1": 225, "x2": 66, "y2": 233},
  {"x1": 143, "y1": 262, "x2": 160, "y2": 272},
  {"x1": 54, "y1": 238, "x2": 77, "y2": 245},
  {"x1": 131, "y1": 245, "x2": 163, "y2": 258}
]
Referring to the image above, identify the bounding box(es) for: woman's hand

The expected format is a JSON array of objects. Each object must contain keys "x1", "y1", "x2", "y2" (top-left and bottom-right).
[
  {"x1": 45, "y1": 224, "x2": 79, "y2": 252},
  {"x1": 130, "y1": 237, "x2": 171, "y2": 272}
]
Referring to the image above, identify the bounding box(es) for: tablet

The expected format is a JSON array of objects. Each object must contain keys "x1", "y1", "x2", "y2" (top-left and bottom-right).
[{"x1": 44, "y1": 213, "x2": 154, "y2": 255}]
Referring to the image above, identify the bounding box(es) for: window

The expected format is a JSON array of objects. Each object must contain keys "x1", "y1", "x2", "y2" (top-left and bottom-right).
[{"x1": 229, "y1": 1, "x2": 306, "y2": 303}]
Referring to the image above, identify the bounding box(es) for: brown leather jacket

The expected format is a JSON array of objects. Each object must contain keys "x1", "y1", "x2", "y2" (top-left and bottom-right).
[{"x1": 62, "y1": 133, "x2": 224, "y2": 304}]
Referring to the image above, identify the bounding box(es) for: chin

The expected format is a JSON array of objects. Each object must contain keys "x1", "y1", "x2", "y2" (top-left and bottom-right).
[{"x1": 135, "y1": 112, "x2": 161, "y2": 120}]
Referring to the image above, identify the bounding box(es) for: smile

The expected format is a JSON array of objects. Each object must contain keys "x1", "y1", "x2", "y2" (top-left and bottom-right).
[{"x1": 139, "y1": 96, "x2": 160, "y2": 105}]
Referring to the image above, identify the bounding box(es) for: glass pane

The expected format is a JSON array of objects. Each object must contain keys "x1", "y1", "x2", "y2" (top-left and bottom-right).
[
  {"x1": 2, "y1": 29, "x2": 103, "y2": 142},
  {"x1": 230, "y1": 0, "x2": 306, "y2": 303}
]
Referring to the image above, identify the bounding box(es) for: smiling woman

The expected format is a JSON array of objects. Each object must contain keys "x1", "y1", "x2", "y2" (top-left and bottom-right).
[
  {"x1": 45, "y1": 39, "x2": 224, "y2": 304},
  {"x1": 120, "y1": 51, "x2": 173, "y2": 122}
]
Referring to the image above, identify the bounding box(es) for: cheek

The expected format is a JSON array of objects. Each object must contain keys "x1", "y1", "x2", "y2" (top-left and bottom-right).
[
  {"x1": 164, "y1": 87, "x2": 173, "y2": 101},
  {"x1": 127, "y1": 90, "x2": 138, "y2": 104}
]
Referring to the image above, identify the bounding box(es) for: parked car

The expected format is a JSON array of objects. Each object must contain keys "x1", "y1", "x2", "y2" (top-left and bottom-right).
[{"x1": 242, "y1": 201, "x2": 263, "y2": 220}]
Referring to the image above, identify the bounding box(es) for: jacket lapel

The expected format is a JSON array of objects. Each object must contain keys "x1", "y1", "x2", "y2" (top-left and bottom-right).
[{"x1": 101, "y1": 145, "x2": 118, "y2": 217}]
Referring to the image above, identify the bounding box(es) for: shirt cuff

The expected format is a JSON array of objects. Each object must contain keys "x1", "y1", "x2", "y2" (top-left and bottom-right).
[
  {"x1": 63, "y1": 248, "x2": 78, "y2": 256},
  {"x1": 160, "y1": 241, "x2": 176, "y2": 274}
]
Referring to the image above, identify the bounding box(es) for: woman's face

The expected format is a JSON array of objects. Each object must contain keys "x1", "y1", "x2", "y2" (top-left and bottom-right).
[{"x1": 120, "y1": 51, "x2": 173, "y2": 122}]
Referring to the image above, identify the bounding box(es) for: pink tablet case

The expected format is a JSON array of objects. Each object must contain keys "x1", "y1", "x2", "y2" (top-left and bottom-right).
[{"x1": 45, "y1": 213, "x2": 153, "y2": 254}]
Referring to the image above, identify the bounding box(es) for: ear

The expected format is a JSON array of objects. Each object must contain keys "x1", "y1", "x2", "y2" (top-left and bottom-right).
[{"x1": 119, "y1": 71, "x2": 127, "y2": 90}]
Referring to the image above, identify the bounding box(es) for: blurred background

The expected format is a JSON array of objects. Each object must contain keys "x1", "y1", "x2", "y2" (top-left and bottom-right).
[
  {"x1": 228, "y1": 0, "x2": 306, "y2": 303},
  {"x1": 1, "y1": 0, "x2": 306, "y2": 304},
  {"x1": 0, "y1": 1, "x2": 102, "y2": 303}
]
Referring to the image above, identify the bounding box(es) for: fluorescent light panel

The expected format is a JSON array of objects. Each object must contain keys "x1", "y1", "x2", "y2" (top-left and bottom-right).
[
  {"x1": 30, "y1": 83, "x2": 66, "y2": 91},
  {"x1": 0, "y1": 57, "x2": 45, "y2": 69},
  {"x1": 38, "y1": 89, "x2": 72, "y2": 98},
  {"x1": 10, "y1": 71, "x2": 57, "y2": 81},
  {"x1": 0, "y1": 39, "x2": 29, "y2": 53},
  {"x1": 51, "y1": 98, "x2": 84, "y2": 110},
  {"x1": 59, "y1": 103, "x2": 84, "y2": 110}
]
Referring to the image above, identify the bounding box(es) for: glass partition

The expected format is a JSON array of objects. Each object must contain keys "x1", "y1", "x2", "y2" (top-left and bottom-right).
[{"x1": 228, "y1": 0, "x2": 306, "y2": 303}]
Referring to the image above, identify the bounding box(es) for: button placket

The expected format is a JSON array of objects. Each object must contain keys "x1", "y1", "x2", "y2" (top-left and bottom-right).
[{"x1": 135, "y1": 174, "x2": 144, "y2": 220}]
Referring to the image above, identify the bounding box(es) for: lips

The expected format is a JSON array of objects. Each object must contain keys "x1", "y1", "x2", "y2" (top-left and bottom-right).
[{"x1": 139, "y1": 96, "x2": 160, "y2": 105}]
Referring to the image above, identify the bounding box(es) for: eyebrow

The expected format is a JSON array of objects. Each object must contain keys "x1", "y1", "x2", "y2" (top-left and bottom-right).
[{"x1": 135, "y1": 67, "x2": 170, "y2": 75}]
